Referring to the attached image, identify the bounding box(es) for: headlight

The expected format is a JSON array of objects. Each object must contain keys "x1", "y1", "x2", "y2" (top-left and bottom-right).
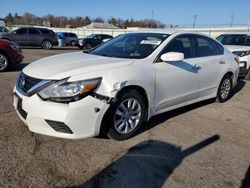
[
  {"x1": 79, "y1": 39, "x2": 84, "y2": 45},
  {"x1": 233, "y1": 50, "x2": 250, "y2": 57},
  {"x1": 38, "y1": 77, "x2": 102, "y2": 102}
]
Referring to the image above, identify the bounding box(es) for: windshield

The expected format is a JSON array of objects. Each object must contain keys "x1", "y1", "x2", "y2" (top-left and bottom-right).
[
  {"x1": 89, "y1": 33, "x2": 169, "y2": 59},
  {"x1": 217, "y1": 34, "x2": 249, "y2": 46},
  {"x1": 86, "y1": 34, "x2": 95, "y2": 39}
]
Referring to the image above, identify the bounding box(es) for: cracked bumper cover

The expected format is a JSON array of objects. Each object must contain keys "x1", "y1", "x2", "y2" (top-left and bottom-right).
[{"x1": 13, "y1": 87, "x2": 110, "y2": 139}]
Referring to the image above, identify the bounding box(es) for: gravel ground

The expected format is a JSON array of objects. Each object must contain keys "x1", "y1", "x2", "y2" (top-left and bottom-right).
[{"x1": 0, "y1": 47, "x2": 249, "y2": 188}]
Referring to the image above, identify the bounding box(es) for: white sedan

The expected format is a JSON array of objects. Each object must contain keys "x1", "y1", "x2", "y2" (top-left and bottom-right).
[
  {"x1": 13, "y1": 31, "x2": 239, "y2": 140},
  {"x1": 217, "y1": 33, "x2": 250, "y2": 79}
]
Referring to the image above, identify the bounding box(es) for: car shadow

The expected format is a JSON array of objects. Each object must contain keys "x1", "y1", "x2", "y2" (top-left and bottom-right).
[
  {"x1": 136, "y1": 98, "x2": 216, "y2": 137},
  {"x1": 137, "y1": 78, "x2": 246, "y2": 137},
  {"x1": 73, "y1": 135, "x2": 220, "y2": 188},
  {"x1": 241, "y1": 165, "x2": 250, "y2": 188},
  {"x1": 231, "y1": 79, "x2": 246, "y2": 97},
  {"x1": 167, "y1": 61, "x2": 199, "y2": 73}
]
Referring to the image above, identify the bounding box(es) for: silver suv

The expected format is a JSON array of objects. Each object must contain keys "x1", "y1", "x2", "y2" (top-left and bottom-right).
[{"x1": 0, "y1": 27, "x2": 58, "y2": 49}]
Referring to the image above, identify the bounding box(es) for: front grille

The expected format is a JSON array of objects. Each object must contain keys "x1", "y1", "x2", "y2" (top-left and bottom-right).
[
  {"x1": 23, "y1": 75, "x2": 41, "y2": 93},
  {"x1": 18, "y1": 73, "x2": 42, "y2": 93},
  {"x1": 45, "y1": 120, "x2": 73, "y2": 134}
]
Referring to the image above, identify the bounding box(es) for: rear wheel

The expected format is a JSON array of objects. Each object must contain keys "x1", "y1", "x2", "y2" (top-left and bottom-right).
[
  {"x1": 103, "y1": 90, "x2": 146, "y2": 140},
  {"x1": 0, "y1": 53, "x2": 9, "y2": 72},
  {"x1": 70, "y1": 40, "x2": 76, "y2": 46},
  {"x1": 41, "y1": 40, "x2": 52, "y2": 49},
  {"x1": 217, "y1": 74, "x2": 232, "y2": 103}
]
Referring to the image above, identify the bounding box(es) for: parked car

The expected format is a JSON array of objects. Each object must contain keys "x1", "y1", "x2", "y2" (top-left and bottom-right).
[
  {"x1": 217, "y1": 33, "x2": 250, "y2": 79},
  {"x1": 13, "y1": 31, "x2": 239, "y2": 140},
  {"x1": 0, "y1": 27, "x2": 58, "y2": 49},
  {"x1": 78, "y1": 34, "x2": 113, "y2": 49},
  {"x1": 0, "y1": 26, "x2": 9, "y2": 33},
  {"x1": 0, "y1": 39, "x2": 23, "y2": 72},
  {"x1": 56, "y1": 32, "x2": 78, "y2": 46}
]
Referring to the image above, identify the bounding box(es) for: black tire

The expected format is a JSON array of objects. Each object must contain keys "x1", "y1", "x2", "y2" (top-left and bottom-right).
[
  {"x1": 102, "y1": 90, "x2": 146, "y2": 140},
  {"x1": 0, "y1": 53, "x2": 9, "y2": 72},
  {"x1": 70, "y1": 40, "x2": 76, "y2": 46},
  {"x1": 41, "y1": 40, "x2": 52, "y2": 49},
  {"x1": 217, "y1": 74, "x2": 233, "y2": 103},
  {"x1": 83, "y1": 42, "x2": 92, "y2": 50}
]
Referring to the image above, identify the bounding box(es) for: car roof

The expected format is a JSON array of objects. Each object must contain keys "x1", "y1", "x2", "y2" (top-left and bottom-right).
[
  {"x1": 220, "y1": 32, "x2": 250, "y2": 36},
  {"x1": 18, "y1": 27, "x2": 50, "y2": 30},
  {"x1": 127, "y1": 29, "x2": 210, "y2": 36}
]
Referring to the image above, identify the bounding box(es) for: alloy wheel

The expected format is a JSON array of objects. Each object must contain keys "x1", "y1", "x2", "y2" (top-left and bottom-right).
[
  {"x1": 0, "y1": 54, "x2": 8, "y2": 71},
  {"x1": 114, "y1": 98, "x2": 142, "y2": 134},
  {"x1": 42, "y1": 40, "x2": 52, "y2": 49},
  {"x1": 220, "y1": 77, "x2": 231, "y2": 100}
]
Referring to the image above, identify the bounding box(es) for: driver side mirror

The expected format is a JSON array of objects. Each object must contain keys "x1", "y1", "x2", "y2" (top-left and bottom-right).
[{"x1": 160, "y1": 52, "x2": 184, "y2": 62}]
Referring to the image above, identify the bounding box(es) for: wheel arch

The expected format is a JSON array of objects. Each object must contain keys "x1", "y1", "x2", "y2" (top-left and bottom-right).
[
  {"x1": 0, "y1": 49, "x2": 11, "y2": 63},
  {"x1": 114, "y1": 85, "x2": 150, "y2": 120},
  {"x1": 99, "y1": 84, "x2": 150, "y2": 138}
]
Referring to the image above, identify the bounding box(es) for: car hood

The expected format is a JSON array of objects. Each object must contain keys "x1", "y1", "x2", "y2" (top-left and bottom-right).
[
  {"x1": 225, "y1": 45, "x2": 250, "y2": 52},
  {"x1": 23, "y1": 52, "x2": 135, "y2": 80}
]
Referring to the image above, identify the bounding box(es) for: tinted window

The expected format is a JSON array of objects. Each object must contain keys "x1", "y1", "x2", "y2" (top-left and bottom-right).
[
  {"x1": 15, "y1": 28, "x2": 27, "y2": 34},
  {"x1": 162, "y1": 35, "x2": 193, "y2": 59},
  {"x1": 245, "y1": 36, "x2": 250, "y2": 46},
  {"x1": 195, "y1": 36, "x2": 222, "y2": 57},
  {"x1": 69, "y1": 33, "x2": 77, "y2": 37},
  {"x1": 29, "y1": 28, "x2": 39, "y2": 34},
  {"x1": 217, "y1": 34, "x2": 247, "y2": 46},
  {"x1": 40, "y1": 29, "x2": 51, "y2": 34}
]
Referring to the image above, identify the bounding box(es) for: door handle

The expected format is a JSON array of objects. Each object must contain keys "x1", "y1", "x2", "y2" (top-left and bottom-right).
[{"x1": 192, "y1": 64, "x2": 201, "y2": 70}]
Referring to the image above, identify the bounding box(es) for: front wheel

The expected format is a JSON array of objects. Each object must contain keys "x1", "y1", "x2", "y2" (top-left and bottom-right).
[
  {"x1": 217, "y1": 74, "x2": 232, "y2": 103},
  {"x1": 83, "y1": 42, "x2": 92, "y2": 50},
  {"x1": 41, "y1": 40, "x2": 52, "y2": 49},
  {"x1": 0, "y1": 53, "x2": 9, "y2": 72},
  {"x1": 103, "y1": 90, "x2": 146, "y2": 140}
]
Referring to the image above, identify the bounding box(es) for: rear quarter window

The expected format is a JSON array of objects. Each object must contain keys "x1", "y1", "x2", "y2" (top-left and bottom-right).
[{"x1": 40, "y1": 29, "x2": 54, "y2": 35}]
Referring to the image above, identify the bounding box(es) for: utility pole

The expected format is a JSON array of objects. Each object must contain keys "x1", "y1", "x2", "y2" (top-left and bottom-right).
[
  {"x1": 193, "y1": 15, "x2": 198, "y2": 28},
  {"x1": 230, "y1": 11, "x2": 235, "y2": 27},
  {"x1": 151, "y1": 10, "x2": 154, "y2": 28},
  {"x1": 248, "y1": 19, "x2": 250, "y2": 32}
]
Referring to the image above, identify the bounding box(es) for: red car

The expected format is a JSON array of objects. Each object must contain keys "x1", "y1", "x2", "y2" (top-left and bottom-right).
[{"x1": 0, "y1": 39, "x2": 24, "y2": 72}]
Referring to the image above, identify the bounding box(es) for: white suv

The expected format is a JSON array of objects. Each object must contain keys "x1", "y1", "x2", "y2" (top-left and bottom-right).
[
  {"x1": 13, "y1": 31, "x2": 239, "y2": 140},
  {"x1": 217, "y1": 33, "x2": 250, "y2": 79}
]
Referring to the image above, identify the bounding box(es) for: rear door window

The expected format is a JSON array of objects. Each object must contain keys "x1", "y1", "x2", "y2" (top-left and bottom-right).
[
  {"x1": 15, "y1": 28, "x2": 27, "y2": 35},
  {"x1": 28, "y1": 28, "x2": 39, "y2": 34},
  {"x1": 195, "y1": 36, "x2": 223, "y2": 57}
]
